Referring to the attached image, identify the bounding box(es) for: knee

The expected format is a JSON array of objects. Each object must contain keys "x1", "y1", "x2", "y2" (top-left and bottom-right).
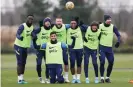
[
  {"x1": 92, "y1": 59, "x2": 97, "y2": 65},
  {"x1": 50, "y1": 78, "x2": 56, "y2": 84},
  {"x1": 70, "y1": 63, "x2": 75, "y2": 68},
  {"x1": 92, "y1": 62, "x2": 98, "y2": 66},
  {"x1": 99, "y1": 58, "x2": 105, "y2": 65},
  {"x1": 36, "y1": 58, "x2": 42, "y2": 65},
  {"x1": 17, "y1": 62, "x2": 26, "y2": 66},
  {"x1": 84, "y1": 60, "x2": 88, "y2": 66},
  {"x1": 100, "y1": 61, "x2": 105, "y2": 65},
  {"x1": 57, "y1": 77, "x2": 64, "y2": 83},
  {"x1": 109, "y1": 61, "x2": 114, "y2": 65},
  {"x1": 63, "y1": 59, "x2": 68, "y2": 65},
  {"x1": 36, "y1": 65, "x2": 41, "y2": 70},
  {"x1": 77, "y1": 62, "x2": 82, "y2": 67}
]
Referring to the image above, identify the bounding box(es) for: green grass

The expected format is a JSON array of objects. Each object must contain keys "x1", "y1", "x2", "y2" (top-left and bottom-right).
[{"x1": 1, "y1": 54, "x2": 133, "y2": 87}]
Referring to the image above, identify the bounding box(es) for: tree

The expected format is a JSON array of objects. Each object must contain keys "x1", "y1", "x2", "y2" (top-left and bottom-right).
[{"x1": 22, "y1": 0, "x2": 52, "y2": 23}]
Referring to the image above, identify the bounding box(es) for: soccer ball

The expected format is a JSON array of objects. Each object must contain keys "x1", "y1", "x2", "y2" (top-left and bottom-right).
[{"x1": 65, "y1": 1, "x2": 74, "y2": 10}]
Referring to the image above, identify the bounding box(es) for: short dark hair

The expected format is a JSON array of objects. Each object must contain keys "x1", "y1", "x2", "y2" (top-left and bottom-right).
[
  {"x1": 50, "y1": 31, "x2": 56, "y2": 36},
  {"x1": 27, "y1": 14, "x2": 34, "y2": 17},
  {"x1": 56, "y1": 16, "x2": 62, "y2": 19},
  {"x1": 90, "y1": 21, "x2": 99, "y2": 28}
]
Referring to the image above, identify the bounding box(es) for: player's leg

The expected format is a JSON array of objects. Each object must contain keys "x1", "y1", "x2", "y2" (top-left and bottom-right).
[
  {"x1": 14, "y1": 45, "x2": 23, "y2": 84},
  {"x1": 69, "y1": 49, "x2": 76, "y2": 83},
  {"x1": 56, "y1": 65, "x2": 64, "y2": 83},
  {"x1": 14, "y1": 45, "x2": 28, "y2": 84},
  {"x1": 21, "y1": 48, "x2": 28, "y2": 84},
  {"x1": 91, "y1": 50, "x2": 99, "y2": 83},
  {"x1": 43, "y1": 50, "x2": 50, "y2": 83},
  {"x1": 84, "y1": 46, "x2": 91, "y2": 83},
  {"x1": 105, "y1": 52, "x2": 114, "y2": 83},
  {"x1": 99, "y1": 49, "x2": 106, "y2": 83},
  {"x1": 36, "y1": 50, "x2": 44, "y2": 83},
  {"x1": 49, "y1": 68, "x2": 56, "y2": 84},
  {"x1": 76, "y1": 49, "x2": 83, "y2": 83},
  {"x1": 63, "y1": 49, "x2": 69, "y2": 82}
]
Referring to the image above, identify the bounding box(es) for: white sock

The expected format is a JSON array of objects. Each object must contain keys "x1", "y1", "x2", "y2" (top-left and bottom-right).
[
  {"x1": 101, "y1": 77, "x2": 104, "y2": 79},
  {"x1": 21, "y1": 74, "x2": 24, "y2": 80},
  {"x1": 56, "y1": 75, "x2": 58, "y2": 79},
  {"x1": 106, "y1": 77, "x2": 109, "y2": 79},
  {"x1": 95, "y1": 77, "x2": 99, "y2": 80},
  {"x1": 72, "y1": 75, "x2": 76, "y2": 79},
  {"x1": 77, "y1": 74, "x2": 81, "y2": 80},
  {"x1": 86, "y1": 78, "x2": 89, "y2": 80},
  {"x1": 18, "y1": 75, "x2": 22, "y2": 81},
  {"x1": 64, "y1": 72, "x2": 68, "y2": 79},
  {"x1": 39, "y1": 77, "x2": 42, "y2": 79}
]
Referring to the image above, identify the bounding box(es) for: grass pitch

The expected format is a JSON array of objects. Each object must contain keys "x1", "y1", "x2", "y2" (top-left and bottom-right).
[{"x1": 1, "y1": 54, "x2": 133, "y2": 87}]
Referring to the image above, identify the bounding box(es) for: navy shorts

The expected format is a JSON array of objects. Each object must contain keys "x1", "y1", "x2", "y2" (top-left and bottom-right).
[
  {"x1": 14, "y1": 45, "x2": 27, "y2": 65},
  {"x1": 69, "y1": 49, "x2": 83, "y2": 68}
]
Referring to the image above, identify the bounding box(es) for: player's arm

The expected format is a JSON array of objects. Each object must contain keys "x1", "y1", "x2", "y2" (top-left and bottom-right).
[
  {"x1": 113, "y1": 26, "x2": 121, "y2": 48},
  {"x1": 16, "y1": 25, "x2": 24, "y2": 41},
  {"x1": 83, "y1": 29, "x2": 88, "y2": 42},
  {"x1": 74, "y1": 16, "x2": 88, "y2": 32},
  {"x1": 65, "y1": 24, "x2": 70, "y2": 30},
  {"x1": 69, "y1": 36, "x2": 76, "y2": 48},
  {"x1": 113, "y1": 26, "x2": 121, "y2": 42},
  {"x1": 32, "y1": 37, "x2": 40, "y2": 49},
  {"x1": 33, "y1": 37, "x2": 47, "y2": 49},
  {"x1": 79, "y1": 22, "x2": 88, "y2": 32},
  {"x1": 61, "y1": 43, "x2": 68, "y2": 64},
  {"x1": 66, "y1": 30, "x2": 76, "y2": 48},
  {"x1": 31, "y1": 27, "x2": 41, "y2": 39}
]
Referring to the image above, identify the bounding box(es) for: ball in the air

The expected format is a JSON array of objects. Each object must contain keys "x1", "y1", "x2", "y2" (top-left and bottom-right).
[{"x1": 65, "y1": 1, "x2": 74, "y2": 10}]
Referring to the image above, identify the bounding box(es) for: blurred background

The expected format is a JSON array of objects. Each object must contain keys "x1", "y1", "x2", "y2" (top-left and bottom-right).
[{"x1": 1, "y1": 0, "x2": 133, "y2": 53}]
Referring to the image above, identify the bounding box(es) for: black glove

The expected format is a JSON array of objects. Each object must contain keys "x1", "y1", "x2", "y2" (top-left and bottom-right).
[
  {"x1": 39, "y1": 20, "x2": 43, "y2": 27},
  {"x1": 71, "y1": 36, "x2": 76, "y2": 40},
  {"x1": 74, "y1": 16, "x2": 79, "y2": 22},
  {"x1": 115, "y1": 42, "x2": 120, "y2": 48},
  {"x1": 84, "y1": 37, "x2": 88, "y2": 42},
  {"x1": 69, "y1": 36, "x2": 76, "y2": 48},
  {"x1": 79, "y1": 20, "x2": 84, "y2": 26},
  {"x1": 20, "y1": 36, "x2": 23, "y2": 41}
]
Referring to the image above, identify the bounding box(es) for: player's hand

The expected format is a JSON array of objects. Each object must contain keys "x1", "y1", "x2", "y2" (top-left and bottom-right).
[
  {"x1": 84, "y1": 37, "x2": 88, "y2": 42},
  {"x1": 71, "y1": 36, "x2": 76, "y2": 40},
  {"x1": 20, "y1": 36, "x2": 23, "y2": 41},
  {"x1": 79, "y1": 20, "x2": 84, "y2": 26},
  {"x1": 115, "y1": 42, "x2": 120, "y2": 48},
  {"x1": 74, "y1": 16, "x2": 79, "y2": 22}
]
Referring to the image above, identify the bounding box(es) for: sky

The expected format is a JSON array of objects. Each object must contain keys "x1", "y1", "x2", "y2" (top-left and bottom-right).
[{"x1": 1, "y1": 0, "x2": 133, "y2": 13}]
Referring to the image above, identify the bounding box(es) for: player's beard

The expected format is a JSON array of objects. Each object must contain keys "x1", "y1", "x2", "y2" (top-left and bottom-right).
[
  {"x1": 91, "y1": 28, "x2": 98, "y2": 32},
  {"x1": 56, "y1": 24, "x2": 62, "y2": 29},
  {"x1": 51, "y1": 39, "x2": 57, "y2": 44},
  {"x1": 44, "y1": 25, "x2": 51, "y2": 30}
]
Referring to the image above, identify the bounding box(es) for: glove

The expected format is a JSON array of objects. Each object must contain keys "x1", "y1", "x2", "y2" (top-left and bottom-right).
[
  {"x1": 74, "y1": 16, "x2": 79, "y2": 22},
  {"x1": 20, "y1": 36, "x2": 23, "y2": 41},
  {"x1": 79, "y1": 20, "x2": 84, "y2": 26},
  {"x1": 115, "y1": 42, "x2": 120, "y2": 48},
  {"x1": 84, "y1": 37, "x2": 88, "y2": 42},
  {"x1": 71, "y1": 36, "x2": 76, "y2": 40}
]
